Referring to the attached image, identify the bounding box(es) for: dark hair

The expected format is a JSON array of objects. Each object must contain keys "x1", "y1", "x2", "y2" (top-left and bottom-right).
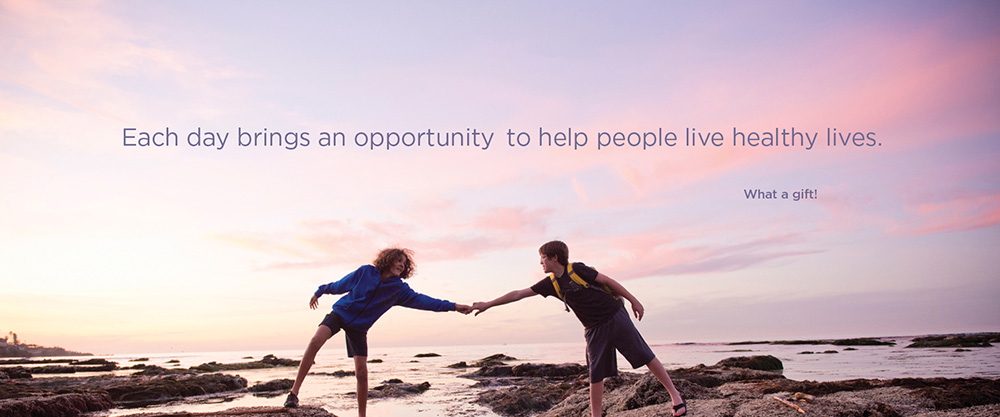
[
  {"x1": 373, "y1": 247, "x2": 415, "y2": 279},
  {"x1": 538, "y1": 240, "x2": 569, "y2": 266}
]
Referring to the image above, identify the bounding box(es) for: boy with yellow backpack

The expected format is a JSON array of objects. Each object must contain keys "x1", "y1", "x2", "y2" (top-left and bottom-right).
[{"x1": 472, "y1": 240, "x2": 687, "y2": 417}]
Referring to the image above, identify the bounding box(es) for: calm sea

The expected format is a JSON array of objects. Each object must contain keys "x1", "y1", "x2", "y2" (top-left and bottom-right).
[{"x1": 19, "y1": 337, "x2": 998, "y2": 417}]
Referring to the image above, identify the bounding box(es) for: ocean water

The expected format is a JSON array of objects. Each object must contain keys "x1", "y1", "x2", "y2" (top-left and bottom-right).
[{"x1": 17, "y1": 337, "x2": 998, "y2": 417}]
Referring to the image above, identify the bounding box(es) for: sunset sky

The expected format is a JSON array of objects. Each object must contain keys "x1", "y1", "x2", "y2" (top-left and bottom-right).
[{"x1": 1, "y1": 1, "x2": 998, "y2": 354}]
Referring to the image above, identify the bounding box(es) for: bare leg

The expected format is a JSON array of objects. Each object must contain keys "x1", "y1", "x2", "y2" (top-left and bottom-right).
[
  {"x1": 646, "y1": 357, "x2": 685, "y2": 416},
  {"x1": 590, "y1": 380, "x2": 604, "y2": 417},
  {"x1": 354, "y1": 356, "x2": 369, "y2": 417},
  {"x1": 291, "y1": 325, "x2": 334, "y2": 396}
]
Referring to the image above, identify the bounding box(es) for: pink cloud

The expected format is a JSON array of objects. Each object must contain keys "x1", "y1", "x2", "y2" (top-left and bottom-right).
[
  {"x1": 566, "y1": 229, "x2": 820, "y2": 280},
  {"x1": 902, "y1": 191, "x2": 1000, "y2": 236},
  {"x1": 471, "y1": 206, "x2": 553, "y2": 233},
  {"x1": 215, "y1": 204, "x2": 553, "y2": 271}
]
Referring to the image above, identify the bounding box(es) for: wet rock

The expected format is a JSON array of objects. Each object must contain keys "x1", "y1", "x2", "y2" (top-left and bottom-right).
[
  {"x1": 471, "y1": 365, "x2": 514, "y2": 377},
  {"x1": 476, "y1": 353, "x2": 517, "y2": 367},
  {"x1": 714, "y1": 355, "x2": 783, "y2": 371},
  {"x1": 477, "y1": 379, "x2": 583, "y2": 416},
  {"x1": 414, "y1": 352, "x2": 441, "y2": 357},
  {"x1": 366, "y1": 379, "x2": 431, "y2": 398},
  {"x1": 129, "y1": 358, "x2": 149, "y2": 362},
  {"x1": 190, "y1": 354, "x2": 299, "y2": 372},
  {"x1": 259, "y1": 354, "x2": 298, "y2": 367},
  {"x1": 133, "y1": 365, "x2": 195, "y2": 376},
  {"x1": 73, "y1": 358, "x2": 118, "y2": 366},
  {"x1": 248, "y1": 378, "x2": 294, "y2": 393},
  {"x1": 670, "y1": 363, "x2": 785, "y2": 388},
  {"x1": 607, "y1": 374, "x2": 722, "y2": 411},
  {"x1": 165, "y1": 359, "x2": 180, "y2": 364},
  {"x1": 367, "y1": 359, "x2": 383, "y2": 364},
  {"x1": 0, "y1": 392, "x2": 114, "y2": 417},
  {"x1": 105, "y1": 373, "x2": 248, "y2": 407},
  {"x1": 309, "y1": 370, "x2": 355, "y2": 377},
  {"x1": 894, "y1": 377, "x2": 1000, "y2": 410},
  {"x1": 0, "y1": 366, "x2": 32, "y2": 379},
  {"x1": 447, "y1": 361, "x2": 469, "y2": 368},
  {"x1": 831, "y1": 338, "x2": 897, "y2": 346},
  {"x1": 469, "y1": 362, "x2": 586, "y2": 379},
  {"x1": 0, "y1": 358, "x2": 75, "y2": 365},
  {"x1": 907, "y1": 334, "x2": 999, "y2": 348},
  {"x1": 511, "y1": 363, "x2": 587, "y2": 378}
]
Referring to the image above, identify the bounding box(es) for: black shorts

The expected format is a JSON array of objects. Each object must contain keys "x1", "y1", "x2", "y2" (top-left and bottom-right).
[
  {"x1": 584, "y1": 306, "x2": 656, "y2": 383},
  {"x1": 320, "y1": 312, "x2": 368, "y2": 357}
]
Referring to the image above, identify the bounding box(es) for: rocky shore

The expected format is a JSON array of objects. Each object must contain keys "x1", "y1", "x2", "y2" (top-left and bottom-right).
[
  {"x1": 0, "y1": 354, "x2": 439, "y2": 417},
  {"x1": 3, "y1": 342, "x2": 999, "y2": 417},
  {"x1": 0, "y1": 355, "x2": 303, "y2": 417},
  {"x1": 462, "y1": 354, "x2": 1000, "y2": 417}
]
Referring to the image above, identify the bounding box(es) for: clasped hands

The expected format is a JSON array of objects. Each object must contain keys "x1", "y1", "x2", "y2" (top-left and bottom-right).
[{"x1": 454, "y1": 302, "x2": 490, "y2": 315}]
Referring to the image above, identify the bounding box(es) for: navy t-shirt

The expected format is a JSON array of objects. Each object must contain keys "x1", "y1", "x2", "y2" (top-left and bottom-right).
[{"x1": 530, "y1": 262, "x2": 622, "y2": 328}]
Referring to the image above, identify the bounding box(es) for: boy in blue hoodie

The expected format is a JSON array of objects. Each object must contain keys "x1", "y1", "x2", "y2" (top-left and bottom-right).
[{"x1": 285, "y1": 247, "x2": 472, "y2": 415}]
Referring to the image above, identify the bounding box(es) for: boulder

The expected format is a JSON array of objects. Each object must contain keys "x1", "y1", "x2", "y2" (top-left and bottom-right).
[
  {"x1": 714, "y1": 355, "x2": 784, "y2": 371},
  {"x1": 367, "y1": 380, "x2": 431, "y2": 398},
  {"x1": 511, "y1": 363, "x2": 587, "y2": 378},
  {"x1": 249, "y1": 378, "x2": 294, "y2": 393},
  {"x1": 476, "y1": 353, "x2": 517, "y2": 367}
]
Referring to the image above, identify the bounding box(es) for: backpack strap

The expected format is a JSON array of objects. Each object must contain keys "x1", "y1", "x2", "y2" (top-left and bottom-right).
[
  {"x1": 566, "y1": 263, "x2": 590, "y2": 288},
  {"x1": 549, "y1": 273, "x2": 570, "y2": 312},
  {"x1": 548, "y1": 273, "x2": 563, "y2": 299},
  {"x1": 568, "y1": 263, "x2": 619, "y2": 300}
]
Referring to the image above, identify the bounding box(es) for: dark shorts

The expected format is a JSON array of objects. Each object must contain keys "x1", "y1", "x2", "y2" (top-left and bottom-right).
[
  {"x1": 320, "y1": 312, "x2": 368, "y2": 357},
  {"x1": 584, "y1": 306, "x2": 656, "y2": 383}
]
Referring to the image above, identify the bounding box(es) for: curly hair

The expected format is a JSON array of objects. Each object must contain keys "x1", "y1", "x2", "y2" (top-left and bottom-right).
[{"x1": 372, "y1": 247, "x2": 415, "y2": 279}]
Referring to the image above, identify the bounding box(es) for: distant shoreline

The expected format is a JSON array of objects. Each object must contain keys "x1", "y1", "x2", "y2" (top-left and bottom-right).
[{"x1": 0, "y1": 344, "x2": 91, "y2": 359}]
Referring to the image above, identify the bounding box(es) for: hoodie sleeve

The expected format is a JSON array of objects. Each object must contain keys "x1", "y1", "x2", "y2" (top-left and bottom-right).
[
  {"x1": 315, "y1": 266, "x2": 367, "y2": 297},
  {"x1": 395, "y1": 285, "x2": 456, "y2": 312}
]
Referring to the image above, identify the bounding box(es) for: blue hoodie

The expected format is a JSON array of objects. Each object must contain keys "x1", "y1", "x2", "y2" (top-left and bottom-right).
[{"x1": 315, "y1": 265, "x2": 456, "y2": 332}]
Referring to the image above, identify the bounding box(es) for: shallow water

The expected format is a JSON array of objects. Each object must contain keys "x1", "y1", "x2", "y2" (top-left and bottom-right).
[{"x1": 12, "y1": 336, "x2": 996, "y2": 417}]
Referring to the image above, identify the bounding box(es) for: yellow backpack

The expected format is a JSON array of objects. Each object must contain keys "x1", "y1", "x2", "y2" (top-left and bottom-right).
[{"x1": 549, "y1": 263, "x2": 620, "y2": 311}]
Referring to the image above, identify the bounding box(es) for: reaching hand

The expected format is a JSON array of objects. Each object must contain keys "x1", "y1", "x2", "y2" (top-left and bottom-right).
[
  {"x1": 309, "y1": 295, "x2": 320, "y2": 310},
  {"x1": 632, "y1": 300, "x2": 644, "y2": 321},
  {"x1": 472, "y1": 301, "x2": 490, "y2": 316},
  {"x1": 455, "y1": 304, "x2": 473, "y2": 315}
]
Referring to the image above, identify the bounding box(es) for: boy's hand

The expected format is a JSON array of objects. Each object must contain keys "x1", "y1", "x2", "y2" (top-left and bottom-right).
[
  {"x1": 472, "y1": 301, "x2": 490, "y2": 316},
  {"x1": 631, "y1": 300, "x2": 644, "y2": 320},
  {"x1": 309, "y1": 295, "x2": 320, "y2": 310},
  {"x1": 455, "y1": 304, "x2": 473, "y2": 315}
]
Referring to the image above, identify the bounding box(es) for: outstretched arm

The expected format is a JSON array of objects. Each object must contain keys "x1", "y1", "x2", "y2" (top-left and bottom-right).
[
  {"x1": 595, "y1": 273, "x2": 645, "y2": 320},
  {"x1": 472, "y1": 288, "x2": 538, "y2": 316}
]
